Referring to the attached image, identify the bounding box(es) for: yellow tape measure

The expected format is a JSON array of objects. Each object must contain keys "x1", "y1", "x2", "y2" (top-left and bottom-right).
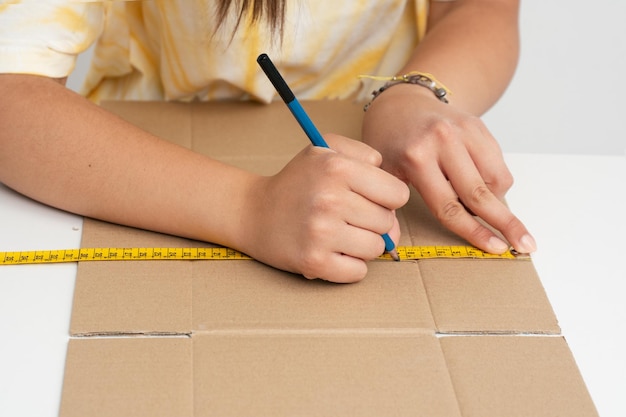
[{"x1": 0, "y1": 246, "x2": 522, "y2": 265}]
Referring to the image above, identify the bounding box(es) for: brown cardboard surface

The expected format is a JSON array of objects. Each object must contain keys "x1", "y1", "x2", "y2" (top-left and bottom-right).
[
  {"x1": 420, "y1": 259, "x2": 559, "y2": 334},
  {"x1": 193, "y1": 333, "x2": 461, "y2": 417},
  {"x1": 60, "y1": 100, "x2": 597, "y2": 416},
  {"x1": 440, "y1": 335, "x2": 598, "y2": 417},
  {"x1": 72, "y1": 256, "x2": 435, "y2": 335},
  {"x1": 60, "y1": 337, "x2": 193, "y2": 417}
]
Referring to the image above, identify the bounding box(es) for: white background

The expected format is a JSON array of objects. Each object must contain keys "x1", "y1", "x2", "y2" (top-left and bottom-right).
[
  {"x1": 67, "y1": 1, "x2": 626, "y2": 156},
  {"x1": 2, "y1": 2, "x2": 623, "y2": 417},
  {"x1": 483, "y1": 1, "x2": 625, "y2": 156}
]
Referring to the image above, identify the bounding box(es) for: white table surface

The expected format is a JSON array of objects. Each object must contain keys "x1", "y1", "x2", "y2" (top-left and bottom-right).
[{"x1": 1, "y1": 153, "x2": 624, "y2": 417}]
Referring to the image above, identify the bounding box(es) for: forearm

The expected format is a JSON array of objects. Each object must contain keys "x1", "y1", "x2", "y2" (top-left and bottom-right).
[
  {"x1": 0, "y1": 74, "x2": 256, "y2": 249},
  {"x1": 399, "y1": 0, "x2": 520, "y2": 114}
]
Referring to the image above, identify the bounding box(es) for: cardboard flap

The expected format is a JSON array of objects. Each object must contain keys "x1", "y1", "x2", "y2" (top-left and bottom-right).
[
  {"x1": 71, "y1": 260, "x2": 193, "y2": 336},
  {"x1": 420, "y1": 258, "x2": 560, "y2": 334},
  {"x1": 192, "y1": 260, "x2": 434, "y2": 332},
  {"x1": 192, "y1": 333, "x2": 462, "y2": 417},
  {"x1": 71, "y1": 256, "x2": 435, "y2": 335},
  {"x1": 72, "y1": 218, "x2": 202, "y2": 336},
  {"x1": 60, "y1": 338, "x2": 193, "y2": 417},
  {"x1": 440, "y1": 336, "x2": 598, "y2": 417}
]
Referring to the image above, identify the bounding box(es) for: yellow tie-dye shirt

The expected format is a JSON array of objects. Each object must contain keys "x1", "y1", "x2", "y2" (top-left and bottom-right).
[{"x1": 0, "y1": 0, "x2": 445, "y2": 103}]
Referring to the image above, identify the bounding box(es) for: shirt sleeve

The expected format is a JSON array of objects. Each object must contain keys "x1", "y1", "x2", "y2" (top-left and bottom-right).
[{"x1": 0, "y1": 0, "x2": 104, "y2": 78}]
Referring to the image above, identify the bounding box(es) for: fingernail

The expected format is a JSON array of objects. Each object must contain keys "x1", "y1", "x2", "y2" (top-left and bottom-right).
[
  {"x1": 488, "y1": 236, "x2": 510, "y2": 254},
  {"x1": 516, "y1": 234, "x2": 537, "y2": 254}
]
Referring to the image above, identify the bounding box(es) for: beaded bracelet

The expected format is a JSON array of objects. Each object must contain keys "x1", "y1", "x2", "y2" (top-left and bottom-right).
[{"x1": 360, "y1": 72, "x2": 451, "y2": 111}]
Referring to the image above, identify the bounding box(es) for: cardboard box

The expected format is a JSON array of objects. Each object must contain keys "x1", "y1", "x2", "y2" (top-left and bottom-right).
[{"x1": 59, "y1": 100, "x2": 597, "y2": 416}]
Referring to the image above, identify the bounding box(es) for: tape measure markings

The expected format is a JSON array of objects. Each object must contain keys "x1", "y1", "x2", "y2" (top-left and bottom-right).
[
  {"x1": 388, "y1": 245, "x2": 519, "y2": 260},
  {"x1": 0, "y1": 246, "x2": 523, "y2": 265}
]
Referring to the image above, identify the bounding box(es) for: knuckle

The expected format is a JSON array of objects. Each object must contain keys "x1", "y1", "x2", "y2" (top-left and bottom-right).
[
  {"x1": 404, "y1": 140, "x2": 436, "y2": 172},
  {"x1": 430, "y1": 116, "x2": 484, "y2": 147},
  {"x1": 457, "y1": 114, "x2": 483, "y2": 132},
  {"x1": 382, "y1": 211, "x2": 396, "y2": 232},
  {"x1": 298, "y1": 249, "x2": 326, "y2": 279},
  {"x1": 403, "y1": 181, "x2": 411, "y2": 199},
  {"x1": 309, "y1": 190, "x2": 339, "y2": 215},
  {"x1": 395, "y1": 182, "x2": 411, "y2": 206},
  {"x1": 366, "y1": 148, "x2": 383, "y2": 167},
  {"x1": 373, "y1": 236, "x2": 388, "y2": 259},
  {"x1": 436, "y1": 199, "x2": 466, "y2": 225},
  {"x1": 505, "y1": 172, "x2": 514, "y2": 187},
  {"x1": 486, "y1": 171, "x2": 514, "y2": 196},
  {"x1": 430, "y1": 119, "x2": 455, "y2": 141},
  {"x1": 500, "y1": 171, "x2": 514, "y2": 190},
  {"x1": 303, "y1": 214, "x2": 332, "y2": 243},
  {"x1": 321, "y1": 153, "x2": 351, "y2": 177},
  {"x1": 404, "y1": 120, "x2": 460, "y2": 168},
  {"x1": 404, "y1": 146, "x2": 427, "y2": 169},
  {"x1": 469, "y1": 183, "x2": 493, "y2": 206}
]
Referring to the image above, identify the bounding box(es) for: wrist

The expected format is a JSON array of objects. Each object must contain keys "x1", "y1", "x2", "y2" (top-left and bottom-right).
[
  {"x1": 230, "y1": 173, "x2": 272, "y2": 257},
  {"x1": 196, "y1": 165, "x2": 264, "y2": 254}
]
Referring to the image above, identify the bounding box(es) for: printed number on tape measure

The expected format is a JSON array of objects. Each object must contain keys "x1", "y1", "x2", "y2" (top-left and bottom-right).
[{"x1": 0, "y1": 246, "x2": 523, "y2": 265}]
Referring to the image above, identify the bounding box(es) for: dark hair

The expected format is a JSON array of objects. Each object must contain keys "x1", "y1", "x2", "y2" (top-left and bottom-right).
[{"x1": 216, "y1": 0, "x2": 286, "y2": 36}]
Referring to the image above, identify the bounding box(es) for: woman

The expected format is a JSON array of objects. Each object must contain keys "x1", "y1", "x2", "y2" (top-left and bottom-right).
[{"x1": 0, "y1": 0, "x2": 534, "y2": 282}]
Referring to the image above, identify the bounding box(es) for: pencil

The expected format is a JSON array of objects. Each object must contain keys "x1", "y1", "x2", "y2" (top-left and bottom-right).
[{"x1": 256, "y1": 53, "x2": 400, "y2": 262}]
